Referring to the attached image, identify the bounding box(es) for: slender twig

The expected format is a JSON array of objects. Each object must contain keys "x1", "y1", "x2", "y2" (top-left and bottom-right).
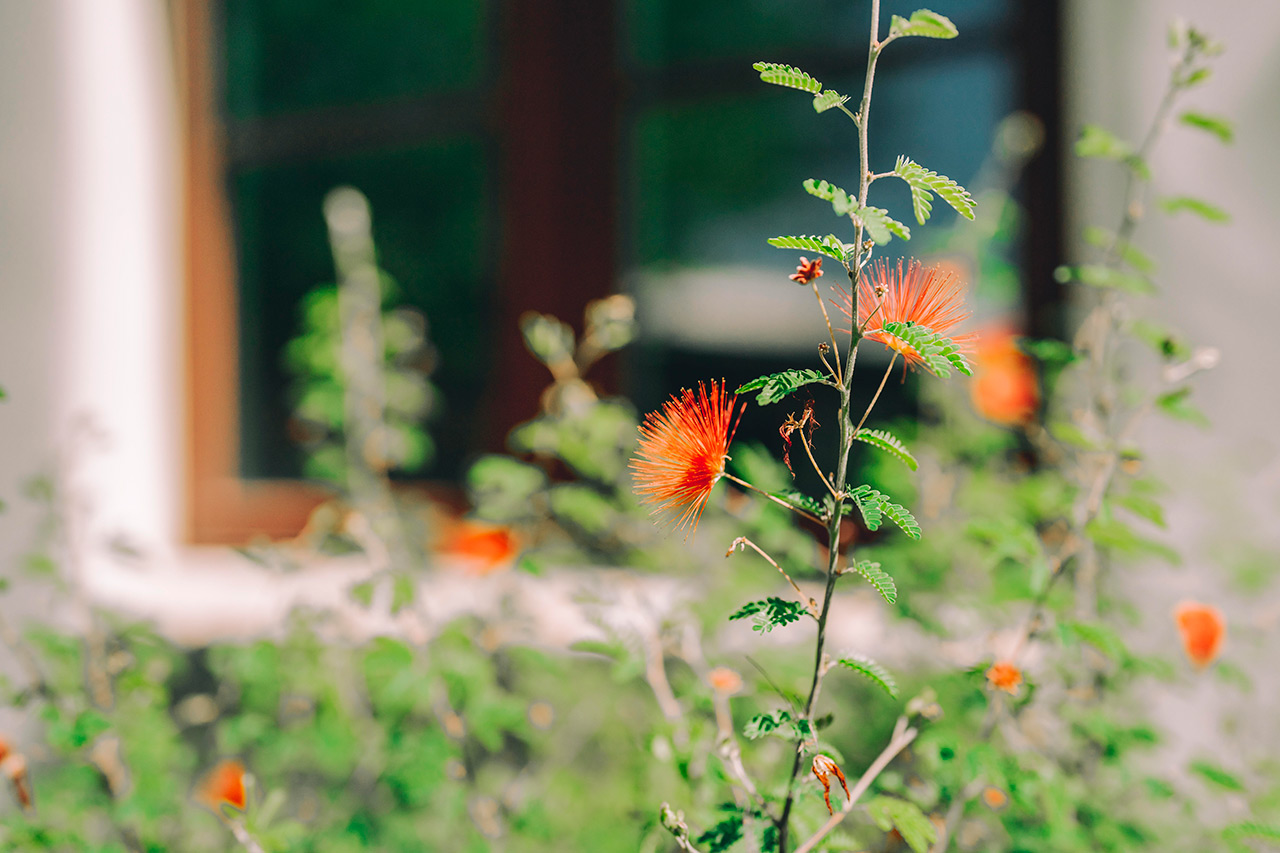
[
  {"x1": 798, "y1": 430, "x2": 837, "y2": 498},
  {"x1": 818, "y1": 345, "x2": 840, "y2": 383},
  {"x1": 723, "y1": 473, "x2": 823, "y2": 525},
  {"x1": 228, "y1": 822, "x2": 267, "y2": 853},
  {"x1": 812, "y1": 282, "x2": 843, "y2": 385},
  {"x1": 727, "y1": 536, "x2": 818, "y2": 616},
  {"x1": 858, "y1": 291, "x2": 887, "y2": 336},
  {"x1": 854, "y1": 352, "x2": 898, "y2": 433},
  {"x1": 793, "y1": 717, "x2": 919, "y2": 853}
]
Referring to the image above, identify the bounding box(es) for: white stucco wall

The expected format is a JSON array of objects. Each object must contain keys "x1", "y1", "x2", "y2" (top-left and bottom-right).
[{"x1": 1065, "y1": 0, "x2": 1280, "y2": 777}]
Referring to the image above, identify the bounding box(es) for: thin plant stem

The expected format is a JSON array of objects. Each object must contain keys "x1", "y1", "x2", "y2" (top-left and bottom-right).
[
  {"x1": 727, "y1": 536, "x2": 818, "y2": 616},
  {"x1": 723, "y1": 473, "x2": 822, "y2": 525},
  {"x1": 854, "y1": 352, "x2": 898, "y2": 433},
  {"x1": 818, "y1": 345, "x2": 840, "y2": 382},
  {"x1": 812, "y1": 282, "x2": 843, "y2": 385},
  {"x1": 798, "y1": 430, "x2": 837, "y2": 497},
  {"x1": 777, "y1": 2, "x2": 882, "y2": 848}
]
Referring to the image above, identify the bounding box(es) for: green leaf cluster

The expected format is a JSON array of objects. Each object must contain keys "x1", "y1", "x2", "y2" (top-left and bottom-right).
[
  {"x1": 766, "y1": 234, "x2": 852, "y2": 264},
  {"x1": 743, "y1": 709, "x2": 812, "y2": 741},
  {"x1": 737, "y1": 368, "x2": 827, "y2": 405},
  {"x1": 849, "y1": 560, "x2": 898, "y2": 604},
  {"x1": 892, "y1": 156, "x2": 976, "y2": 223},
  {"x1": 879, "y1": 321, "x2": 973, "y2": 377},
  {"x1": 753, "y1": 62, "x2": 849, "y2": 114},
  {"x1": 838, "y1": 655, "x2": 898, "y2": 698},
  {"x1": 803, "y1": 179, "x2": 910, "y2": 243},
  {"x1": 867, "y1": 796, "x2": 936, "y2": 852},
  {"x1": 853, "y1": 428, "x2": 918, "y2": 471},
  {"x1": 729, "y1": 597, "x2": 807, "y2": 633},
  {"x1": 848, "y1": 485, "x2": 921, "y2": 540},
  {"x1": 888, "y1": 9, "x2": 959, "y2": 40}
]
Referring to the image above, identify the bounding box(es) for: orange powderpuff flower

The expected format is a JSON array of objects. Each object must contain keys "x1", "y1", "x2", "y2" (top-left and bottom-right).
[
  {"x1": 986, "y1": 661, "x2": 1023, "y2": 695},
  {"x1": 971, "y1": 328, "x2": 1040, "y2": 426},
  {"x1": 631, "y1": 380, "x2": 742, "y2": 534},
  {"x1": 789, "y1": 256, "x2": 824, "y2": 284},
  {"x1": 1174, "y1": 601, "x2": 1226, "y2": 668},
  {"x1": 834, "y1": 259, "x2": 975, "y2": 368},
  {"x1": 198, "y1": 760, "x2": 246, "y2": 811}
]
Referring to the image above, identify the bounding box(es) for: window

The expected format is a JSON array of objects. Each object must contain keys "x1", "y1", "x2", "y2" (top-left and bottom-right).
[{"x1": 180, "y1": 0, "x2": 1061, "y2": 543}]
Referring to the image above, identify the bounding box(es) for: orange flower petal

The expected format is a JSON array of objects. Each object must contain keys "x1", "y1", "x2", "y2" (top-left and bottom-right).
[
  {"x1": 1174, "y1": 601, "x2": 1225, "y2": 668},
  {"x1": 198, "y1": 759, "x2": 246, "y2": 812},
  {"x1": 985, "y1": 661, "x2": 1023, "y2": 695}
]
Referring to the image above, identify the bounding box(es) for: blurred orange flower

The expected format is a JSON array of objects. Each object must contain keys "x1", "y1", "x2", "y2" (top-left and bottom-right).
[
  {"x1": 834, "y1": 259, "x2": 974, "y2": 368},
  {"x1": 986, "y1": 661, "x2": 1023, "y2": 695},
  {"x1": 970, "y1": 327, "x2": 1040, "y2": 426},
  {"x1": 981, "y1": 786, "x2": 1010, "y2": 811},
  {"x1": 198, "y1": 759, "x2": 246, "y2": 812},
  {"x1": 441, "y1": 521, "x2": 519, "y2": 575},
  {"x1": 707, "y1": 666, "x2": 743, "y2": 695},
  {"x1": 1174, "y1": 601, "x2": 1225, "y2": 668},
  {"x1": 632, "y1": 380, "x2": 741, "y2": 534}
]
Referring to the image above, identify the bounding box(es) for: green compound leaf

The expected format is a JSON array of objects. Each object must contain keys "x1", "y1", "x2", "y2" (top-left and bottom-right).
[
  {"x1": 803, "y1": 180, "x2": 911, "y2": 242},
  {"x1": 1053, "y1": 264, "x2": 1156, "y2": 295},
  {"x1": 868, "y1": 796, "x2": 936, "y2": 853},
  {"x1": 771, "y1": 489, "x2": 825, "y2": 517},
  {"x1": 1159, "y1": 195, "x2": 1231, "y2": 224},
  {"x1": 880, "y1": 321, "x2": 973, "y2": 377},
  {"x1": 813, "y1": 89, "x2": 850, "y2": 113},
  {"x1": 1075, "y1": 125, "x2": 1150, "y2": 178},
  {"x1": 1179, "y1": 111, "x2": 1234, "y2": 143},
  {"x1": 839, "y1": 655, "x2": 898, "y2": 698},
  {"x1": 847, "y1": 485, "x2": 921, "y2": 540},
  {"x1": 855, "y1": 205, "x2": 911, "y2": 244},
  {"x1": 853, "y1": 428, "x2": 918, "y2": 471},
  {"x1": 888, "y1": 9, "x2": 958, "y2": 40},
  {"x1": 696, "y1": 805, "x2": 746, "y2": 853},
  {"x1": 729, "y1": 597, "x2": 807, "y2": 633},
  {"x1": 743, "y1": 709, "x2": 812, "y2": 741},
  {"x1": 850, "y1": 486, "x2": 883, "y2": 530},
  {"x1": 1075, "y1": 124, "x2": 1133, "y2": 160},
  {"x1": 736, "y1": 368, "x2": 827, "y2": 405},
  {"x1": 803, "y1": 178, "x2": 857, "y2": 215},
  {"x1": 1223, "y1": 822, "x2": 1280, "y2": 847},
  {"x1": 892, "y1": 156, "x2": 976, "y2": 223},
  {"x1": 1156, "y1": 386, "x2": 1211, "y2": 429},
  {"x1": 1190, "y1": 760, "x2": 1246, "y2": 792},
  {"x1": 766, "y1": 234, "x2": 851, "y2": 263},
  {"x1": 1060, "y1": 620, "x2": 1128, "y2": 662},
  {"x1": 849, "y1": 560, "x2": 897, "y2": 604},
  {"x1": 753, "y1": 61, "x2": 822, "y2": 94},
  {"x1": 1081, "y1": 226, "x2": 1157, "y2": 274}
]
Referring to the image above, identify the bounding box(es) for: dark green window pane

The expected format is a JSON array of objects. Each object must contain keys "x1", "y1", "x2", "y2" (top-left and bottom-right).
[
  {"x1": 628, "y1": 53, "x2": 1013, "y2": 268},
  {"x1": 223, "y1": 0, "x2": 489, "y2": 119},
  {"x1": 233, "y1": 138, "x2": 493, "y2": 480},
  {"x1": 624, "y1": 0, "x2": 1013, "y2": 69}
]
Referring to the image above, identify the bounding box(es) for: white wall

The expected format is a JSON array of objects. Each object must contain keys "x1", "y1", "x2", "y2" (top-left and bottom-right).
[
  {"x1": 1065, "y1": 0, "x2": 1280, "y2": 775},
  {"x1": 0, "y1": 0, "x2": 182, "y2": 589}
]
